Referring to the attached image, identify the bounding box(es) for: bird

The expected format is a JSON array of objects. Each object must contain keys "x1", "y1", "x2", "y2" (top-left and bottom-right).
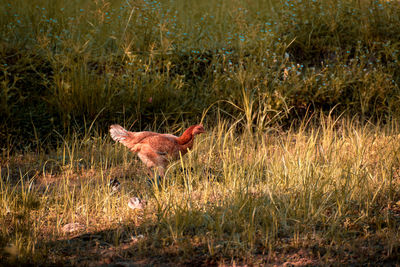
[{"x1": 110, "y1": 124, "x2": 206, "y2": 177}]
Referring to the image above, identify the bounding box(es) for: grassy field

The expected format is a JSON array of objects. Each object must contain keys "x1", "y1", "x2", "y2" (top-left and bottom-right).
[
  {"x1": 2, "y1": 116, "x2": 400, "y2": 265},
  {"x1": 1, "y1": 0, "x2": 400, "y2": 265},
  {"x1": 1, "y1": 0, "x2": 400, "y2": 147}
]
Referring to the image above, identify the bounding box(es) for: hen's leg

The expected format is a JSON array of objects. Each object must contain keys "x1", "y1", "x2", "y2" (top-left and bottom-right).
[
  {"x1": 138, "y1": 145, "x2": 168, "y2": 171},
  {"x1": 137, "y1": 148, "x2": 167, "y2": 187}
]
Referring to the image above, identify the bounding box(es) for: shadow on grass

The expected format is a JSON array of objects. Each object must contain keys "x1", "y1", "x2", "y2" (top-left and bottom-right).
[
  {"x1": 30, "y1": 213, "x2": 400, "y2": 267},
  {"x1": 2, "y1": 168, "x2": 400, "y2": 267},
  {"x1": 40, "y1": 223, "x2": 213, "y2": 267}
]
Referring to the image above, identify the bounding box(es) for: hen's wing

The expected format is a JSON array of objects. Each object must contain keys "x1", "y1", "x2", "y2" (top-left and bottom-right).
[
  {"x1": 139, "y1": 134, "x2": 180, "y2": 159},
  {"x1": 136, "y1": 135, "x2": 180, "y2": 175},
  {"x1": 137, "y1": 143, "x2": 169, "y2": 170}
]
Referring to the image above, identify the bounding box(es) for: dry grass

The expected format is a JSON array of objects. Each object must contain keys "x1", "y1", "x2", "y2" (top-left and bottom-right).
[
  {"x1": 1, "y1": 0, "x2": 400, "y2": 264},
  {"x1": 1, "y1": 116, "x2": 400, "y2": 265}
]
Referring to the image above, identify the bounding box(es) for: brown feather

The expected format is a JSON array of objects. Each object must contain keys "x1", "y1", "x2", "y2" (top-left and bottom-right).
[{"x1": 110, "y1": 124, "x2": 205, "y2": 176}]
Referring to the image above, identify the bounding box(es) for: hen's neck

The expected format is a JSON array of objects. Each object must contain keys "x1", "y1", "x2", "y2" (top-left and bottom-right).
[{"x1": 176, "y1": 125, "x2": 196, "y2": 147}]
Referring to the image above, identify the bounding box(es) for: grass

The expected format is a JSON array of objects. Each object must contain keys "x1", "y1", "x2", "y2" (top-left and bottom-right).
[
  {"x1": 1, "y1": 115, "x2": 400, "y2": 265},
  {"x1": 1, "y1": 0, "x2": 400, "y2": 265},
  {"x1": 1, "y1": 0, "x2": 400, "y2": 148}
]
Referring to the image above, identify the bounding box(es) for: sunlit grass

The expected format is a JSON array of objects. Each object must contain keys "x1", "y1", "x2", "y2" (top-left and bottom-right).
[
  {"x1": 1, "y1": 115, "x2": 400, "y2": 265},
  {"x1": 1, "y1": 0, "x2": 400, "y2": 264}
]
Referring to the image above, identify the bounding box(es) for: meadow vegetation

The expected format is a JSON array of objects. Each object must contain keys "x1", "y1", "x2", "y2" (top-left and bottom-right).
[
  {"x1": 1, "y1": 0, "x2": 400, "y2": 146},
  {"x1": 1, "y1": 0, "x2": 400, "y2": 265}
]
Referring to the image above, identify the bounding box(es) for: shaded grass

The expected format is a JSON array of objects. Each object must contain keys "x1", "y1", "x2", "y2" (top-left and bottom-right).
[
  {"x1": 1, "y1": 115, "x2": 400, "y2": 265},
  {"x1": 1, "y1": 0, "x2": 400, "y2": 148}
]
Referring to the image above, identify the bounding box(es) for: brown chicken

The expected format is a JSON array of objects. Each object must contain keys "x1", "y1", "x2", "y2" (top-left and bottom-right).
[{"x1": 110, "y1": 124, "x2": 205, "y2": 176}]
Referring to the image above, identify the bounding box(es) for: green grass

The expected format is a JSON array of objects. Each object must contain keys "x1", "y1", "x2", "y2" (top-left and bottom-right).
[
  {"x1": 1, "y1": 0, "x2": 400, "y2": 265},
  {"x1": 1, "y1": 115, "x2": 400, "y2": 265},
  {"x1": 1, "y1": 0, "x2": 400, "y2": 147}
]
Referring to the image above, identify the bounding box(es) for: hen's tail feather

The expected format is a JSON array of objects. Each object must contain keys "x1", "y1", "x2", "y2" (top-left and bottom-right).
[{"x1": 110, "y1": 124, "x2": 129, "y2": 143}]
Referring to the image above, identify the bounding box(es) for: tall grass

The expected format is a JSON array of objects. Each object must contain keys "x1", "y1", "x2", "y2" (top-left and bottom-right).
[
  {"x1": 1, "y1": 115, "x2": 400, "y2": 265},
  {"x1": 1, "y1": 0, "x2": 400, "y2": 147},
  {"x1": 1, "y1": 0, "x2": 400, "y2": 264}
]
